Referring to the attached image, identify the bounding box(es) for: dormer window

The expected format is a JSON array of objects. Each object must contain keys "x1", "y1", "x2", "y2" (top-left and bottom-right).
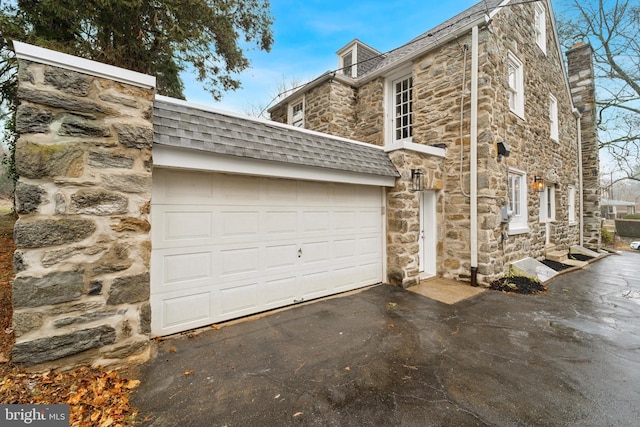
[
  {"x1": 341, "y1": 50, "x2": 355, "y2": 77},
  {"x1": 336, "y1": 39, "x2": 381, "y2": 79},
  {"x1": 534, "y1": 2, "x2": 546, "y2": 54},
  {"x1": 289, "y1": 98, "x2": 304, "y2": 127}
]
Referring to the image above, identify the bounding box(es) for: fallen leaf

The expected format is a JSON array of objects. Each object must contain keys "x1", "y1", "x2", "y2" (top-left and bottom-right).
[
  {"x1": 293, "y1": 412, "x2": 304, "y2": 417},
  {"x1": 169, "y1": 347, "x2": 177, "y2": 354},
  {"x1": 211, "y1": 324, "x2": 221, "y2": 330},
  {"x1": 125, "y1": 379, "x2": 141, "y2": 389},
  {"x1": 184, "y1": 370, "x2": 194, "y2": 376},
  {"x1": 344, "y1": 367, "x2": 350, "y2": 371}
]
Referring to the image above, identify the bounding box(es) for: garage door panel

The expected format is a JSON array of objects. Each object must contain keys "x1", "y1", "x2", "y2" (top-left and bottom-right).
[
  {"x1": 152, "y1": 247, "x2": 214, "y2": 293},
  {"x1": 218, "y1": 281, "x2": 260, "y2": 318},
  {"x1": 360, "y1": 236, "x2": 383, "y2": 257},
  {"x1": 265, "y1": 244, "x2": 298, "y2": 270},
  {"x1": 300, "y1": 241, "x2": 330, "y2": 264},
  {"x1": 153, "y1": 208, "x2": 214, "y2": 247},
  {"x1": 262, "y1": 276, "x2": 298, "y2": 308},
  {"x1": 334, "y1": 239, "x2": 357, "y2": 260},
  {"x1": 301, "y1": 210, "x2": 329, "y2": 233},
  {"x1": 358, "y1": 210, "x2": 382, "y2": 231},
  {"x1": 152, "y1": 171, "x2": 384, "y2": 336},
  {"x1": 151, "y1": 288, "x2": 213, "y2": 335},
  {"x1": 265, "y1": 210, "x2": 298, "y2": 235},
  {"x1": 220, "y1": 211, "x2": 260, "y2": 237},
  {"x1": 302, "y1": 271, "x2": 330, "y2": 299},
  {"x1": 221, "y1": 175, "x2": 260, "y2": 202},
  {"x1": 266, "y1": 180, "x2": 298, "y2": 201},
  {"x1": 154, "y1": 169, "x2": 215, "y2": 203},
  {"x1": 220, "y1": 247, "x2": 259, "y2": 276},
  {"x1": 332, "y1": 266, "x2": 359, "y2": 291},
  {"x1": 360, "y1": 262, "x2": 382, "y2": 283}
]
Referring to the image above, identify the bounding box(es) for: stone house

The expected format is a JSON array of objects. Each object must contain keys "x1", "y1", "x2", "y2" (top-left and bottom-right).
[
  {"x1": 8, "y1": 0, "x2": 600, "y2": 369},
  {"x1": 268, "y1": 0, "x2": 601, "y2": 287}
]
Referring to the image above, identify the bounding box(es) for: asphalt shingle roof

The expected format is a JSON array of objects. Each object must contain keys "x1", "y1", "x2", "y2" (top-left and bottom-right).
[
  {"x1": 153, "y1": 97, "x2": 399, "y2": 178},
  {"x1": 359, "y1": 0, "x2": 504, "y2": 78}
]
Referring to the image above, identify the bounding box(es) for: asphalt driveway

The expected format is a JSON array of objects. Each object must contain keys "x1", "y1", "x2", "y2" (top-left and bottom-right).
[{"x1": 132, "y1": 251, "x2": 640, "y2": 426}]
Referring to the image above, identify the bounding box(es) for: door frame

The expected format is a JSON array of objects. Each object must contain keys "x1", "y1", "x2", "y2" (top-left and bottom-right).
[{"x1": 418, "y1": 190, "x2": 437, "y2": 278}]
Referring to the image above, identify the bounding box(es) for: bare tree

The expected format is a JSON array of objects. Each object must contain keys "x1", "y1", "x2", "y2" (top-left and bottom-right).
[
  {"x1": 558, "y1": 0, "x2": 640, "y2": 181},
  {"x1": 244, "y1": 75, "x2": 305, "y2": 119}
]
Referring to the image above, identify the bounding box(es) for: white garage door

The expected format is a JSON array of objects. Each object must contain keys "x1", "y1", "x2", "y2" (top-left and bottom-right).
[{"x1": 151, "y1": 169, "x2": 384, "y2": 336}]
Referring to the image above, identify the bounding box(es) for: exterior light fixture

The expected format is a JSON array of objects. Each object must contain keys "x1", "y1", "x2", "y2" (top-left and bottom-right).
[
  {"x1": 533, "y1": 176, "x2": 545, "y2": 192},
  {"x1": 410, "y1": 169, "x2": 425, "y2": 192}
]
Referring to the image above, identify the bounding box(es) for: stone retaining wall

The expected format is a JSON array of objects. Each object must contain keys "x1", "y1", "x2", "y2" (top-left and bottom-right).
[{"x1": 12, "y1": 53, "x2": 154, "y2": 368}]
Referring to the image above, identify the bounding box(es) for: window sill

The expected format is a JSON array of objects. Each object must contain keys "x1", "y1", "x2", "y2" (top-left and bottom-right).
[
  {"x1": 568, "y1": 221, "x2": 578, "y2": 226},
  {"x1": 508, "y1": 226, "x2": 531, "y2": 236}
]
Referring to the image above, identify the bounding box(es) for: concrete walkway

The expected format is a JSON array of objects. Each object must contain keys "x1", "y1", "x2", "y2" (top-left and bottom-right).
[{"x1": 131, "y1": 251, "x2": 640, "y2": 426}]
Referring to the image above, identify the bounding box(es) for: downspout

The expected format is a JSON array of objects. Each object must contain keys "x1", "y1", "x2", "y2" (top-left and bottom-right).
[
  {"x1": 573, "y1": 108, "x2": 584, "y2": 245},
  {"x1": 470, "y1": 25, "x2": 479, "y2": 286}
]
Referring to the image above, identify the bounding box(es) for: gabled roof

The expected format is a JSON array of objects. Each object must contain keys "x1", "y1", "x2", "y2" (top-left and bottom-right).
[
  {"x1": 357, "y1": 0, "x2": 503, "y2": 79},
  {"x1": 269, "y1": 0, "x2": 503, "y2": 113},
  {"x1": 153, "y1": 96, "x2": 399, "y2": 178}
]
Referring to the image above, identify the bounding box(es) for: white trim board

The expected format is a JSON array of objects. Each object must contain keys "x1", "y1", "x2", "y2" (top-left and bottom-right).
[
  {"x1": 154, "y1": 144, "x2": 397, "y2": 187},
  {"x1": 12, "y1": 41, "x2": 156, "y2": 89}
]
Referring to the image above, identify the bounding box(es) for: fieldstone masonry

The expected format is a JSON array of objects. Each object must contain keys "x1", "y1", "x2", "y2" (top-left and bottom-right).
[
  {"x1": 567, "y1": 43, "x2": 601, "y2": 250},
  {"x1": 12, "y1": 54, "x2": 154, "y2": 368}
]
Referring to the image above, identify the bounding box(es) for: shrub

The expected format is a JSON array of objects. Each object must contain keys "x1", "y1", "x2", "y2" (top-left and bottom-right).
[
  {"x1": 601, "y1": 228, "x2": 613, "y2": 244},
  {"x1": 623, "y1": 214, "x2": 640, "y2": 220}
]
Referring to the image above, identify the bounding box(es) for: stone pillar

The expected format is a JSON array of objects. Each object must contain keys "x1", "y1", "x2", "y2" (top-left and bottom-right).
[
  {"x1": 11, "y1": 43, "x2": 155, "y2": 368},
  {"x1": 566, "y1": 43, "x2": 601, "y2": 250}
]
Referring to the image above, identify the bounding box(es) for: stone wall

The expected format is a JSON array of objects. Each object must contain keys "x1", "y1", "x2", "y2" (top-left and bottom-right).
[
  {"x1": 386, "y1": 150, "x2": 444, "y2": 287},
  {"x1": 567, "y1": 43, "x2": 601, "y2": 250},
  {"x1": 12, "y1": 57, "x2": 154, "y2": 368}
]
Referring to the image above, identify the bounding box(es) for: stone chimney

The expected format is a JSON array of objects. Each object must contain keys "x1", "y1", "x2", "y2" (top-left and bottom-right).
[{"x1": 566, "y1": 42, "x2": 601, "y2": 250}]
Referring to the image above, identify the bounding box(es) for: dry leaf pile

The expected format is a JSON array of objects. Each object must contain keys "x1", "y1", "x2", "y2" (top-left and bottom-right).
[{"x1": 0, "y1": 365, "x2": 141, "y2": 426}]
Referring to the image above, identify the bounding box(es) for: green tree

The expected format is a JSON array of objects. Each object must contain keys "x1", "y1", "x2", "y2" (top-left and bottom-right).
[
  {"x1": 1, "y1": 0, "x2": 273, "y2": 189},
  {"x1": 1, "y1": 0, "x2": 274, "y2": 100},
  {"x1": 558, "y1": 0, "x2": 640, "y2": 181}
]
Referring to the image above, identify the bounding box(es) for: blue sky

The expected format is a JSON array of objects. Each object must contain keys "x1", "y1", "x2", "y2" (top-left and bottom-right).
[{"x1": 182, "y1": 0, "x2": 481, "y2": 114}]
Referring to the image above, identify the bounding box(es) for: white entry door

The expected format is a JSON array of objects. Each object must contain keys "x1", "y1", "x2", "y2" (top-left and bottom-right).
[
  {"x1": 418, "y1": 190, "x2": 437, "y2": 278},
  {"x1": 150, "y1": 169, "x2": 384, "y2": 336}
]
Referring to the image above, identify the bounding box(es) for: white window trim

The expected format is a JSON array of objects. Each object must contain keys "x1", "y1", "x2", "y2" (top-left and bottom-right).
[
  {"x1": 534, "y1": 2, "x2": 547, "y2": 55},
  {"x1": 384, "y1": 67, "x2": 414, "y2": 146},
  {"x1": 288, "y1": 97, "x2": 304, "y2": 128},
  {"x1": 549, "y1": 93, "x2": 559, "y2": 142},
  {"x1": 339, "y1": 46, "x2": 357, "y2": 78},
  {"x1": 508, "y1": 168, "x2": 530, "y2": 235},
  {"x1": 539, "y1": 185, "x2": 556, "y2": 223},
  {"x1": 507, "y1": 51, "x2": 525, "y2": 119},
  {"x1": 568, "y1": 185, "x2": 577, "y2": 225}
]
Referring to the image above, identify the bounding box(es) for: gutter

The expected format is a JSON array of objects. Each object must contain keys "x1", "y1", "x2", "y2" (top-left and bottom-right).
[{"x1": 470, "y1": 25, "x2": 479, "y2": 287}]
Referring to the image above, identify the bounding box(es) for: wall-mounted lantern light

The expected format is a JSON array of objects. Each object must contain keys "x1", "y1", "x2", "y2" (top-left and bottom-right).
[
  {"x1": 496, "y1": 141, "x2": 510, "y2": 159},
  {"x1": 533, "y1": 176, "x2": 545, "y2": 192},
  {"x1": 410, "y1": 169, "x2": 425, "y2": 192}
]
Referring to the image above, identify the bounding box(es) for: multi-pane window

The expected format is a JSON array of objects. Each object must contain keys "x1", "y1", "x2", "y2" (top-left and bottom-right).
[
  {"x1": 394, "y1": 76, "x2": 413, "y2": 141},
  {"x1": 568, "y1": 185, "x2": 576, "y2": 224},
  {"x1": 341, "y1": 51, "x2": 354, "y2": 77},
  {"x1": 549, "y1": 94, "x2": 558, "y2": 141},
  {"x1": 508, "y1": 169, "x2": 529, "y2": 234},
  {"x1": 507, "y1": 52, "x2": 524, "y2": 117},
  {"x1": 535, "y1": 3, "x2": 547, "y2": 54},
  {"x1": 289, "y1": 99, "x2": 304, "y2": 127}
]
